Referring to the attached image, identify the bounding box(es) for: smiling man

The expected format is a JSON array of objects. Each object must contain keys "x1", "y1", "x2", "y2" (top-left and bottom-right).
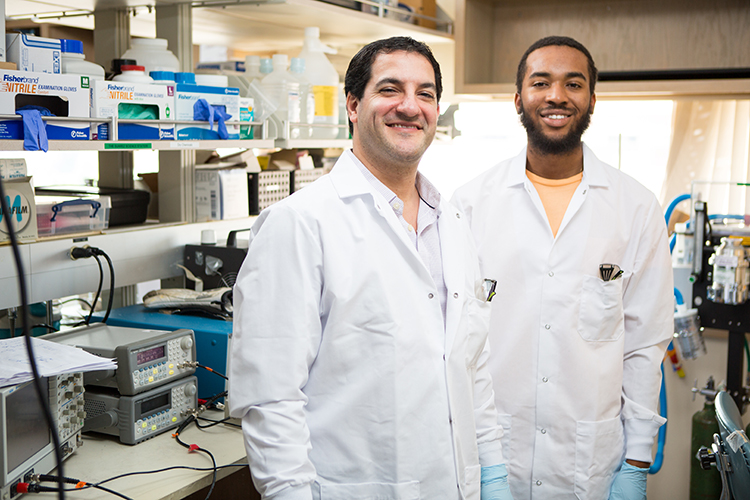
[
  {"x1": 452, "y1": 37, "x2": 674, "y2": 500},
  {"x1": 230, "y1": 37, "x2": 512, "y2": 500}
]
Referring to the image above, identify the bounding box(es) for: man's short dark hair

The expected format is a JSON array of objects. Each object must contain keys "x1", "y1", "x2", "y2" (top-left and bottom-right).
[
  {"x1": 345, "y1": 36, "x2": 442, "y2": 134},
  {"x1": 515, "y1": 36, "x2": 598, "y2": 95}
]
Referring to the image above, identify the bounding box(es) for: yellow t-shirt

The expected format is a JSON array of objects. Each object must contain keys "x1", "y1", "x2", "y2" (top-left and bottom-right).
[{"x1": 526, "y1": 169, "x2": 583, "y2": 237}]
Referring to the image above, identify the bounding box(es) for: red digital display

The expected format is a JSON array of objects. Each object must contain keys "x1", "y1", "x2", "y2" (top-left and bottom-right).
[{"x1": 136, "y1": 345, "x2": 165, "y2": 365}]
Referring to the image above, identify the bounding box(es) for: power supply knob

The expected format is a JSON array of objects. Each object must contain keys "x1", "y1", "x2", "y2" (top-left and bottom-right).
[
  {"x1": 184, "y1": 383, "x2": 197, "y2": 398},
  {"x1": 180, "y1": 337, "x2": 193, "y2": 351}
]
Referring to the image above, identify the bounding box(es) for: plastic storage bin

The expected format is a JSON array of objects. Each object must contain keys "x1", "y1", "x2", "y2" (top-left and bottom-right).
[
  {"x1": 35, "y1": 186, "x2": 150, "y2": 227},
  {"x1": 35, "y1": 195, "x2": 111, "y2": 237},
  {"x1": 248, "y1": 170, "x2": 291, "y2": 215}
]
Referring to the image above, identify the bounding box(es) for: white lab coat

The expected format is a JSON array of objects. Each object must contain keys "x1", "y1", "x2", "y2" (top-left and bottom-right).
[
  {"x1": 452, "y1": 145, "x2": 673, "y2": 500},
  {"x1": 229, "y1": 151, "x2": 504, "y2": 500}
]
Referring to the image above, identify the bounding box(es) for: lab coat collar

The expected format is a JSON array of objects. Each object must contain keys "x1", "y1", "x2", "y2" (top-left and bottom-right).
[
  {"x1": 505, "y1": 142, "x2": 610, "y2": 188},
  {"x1": 328, "y1": 149, "x2": 437, "y2": 282}
]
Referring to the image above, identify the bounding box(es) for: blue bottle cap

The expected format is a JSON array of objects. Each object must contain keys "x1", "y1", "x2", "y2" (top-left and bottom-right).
[
  {"x1": 60, "y1": 39, "x2": 84, "y2": 54},
  {"x1": 174, "y1": 72, "x2": 196, "y2": 84},
  {"x1": 150, "y1": 71, "x2": 175, "y2": 82}
]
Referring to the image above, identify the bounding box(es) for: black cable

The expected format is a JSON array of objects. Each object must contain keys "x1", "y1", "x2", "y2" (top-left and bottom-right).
[
  {"x1": 85, "y1": 464, "x2": 245, "y2": 487},
  {"x1": 0, "y1": 178, "x2": 65, "y2": 499},
  {"x1": 196, "y1": 416, "x2": 241, "y2": 429},
  {"x1": 83, "y1": 254, "x2": 104, "y2": 326},
  {"x1": 59, "y1": 297, "x2": 93, "y2": 309},
  {"x1": 30, "y1": 323, "x2": 58, "y2": 332},
  {"x1": 93, "y1": 249, "x2": 115, "y2": 323},
  {"x1": 196, "y1": 363, "x2": 228, "y2": 380},
  {"x1": 173, "y1": 429, "x2": 218, "y2": 500},
  {"x1": 90, "y1": 484, "x2": 134, "y2": 500}
]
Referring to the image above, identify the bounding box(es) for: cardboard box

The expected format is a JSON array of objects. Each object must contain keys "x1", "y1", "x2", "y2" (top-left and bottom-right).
[
  {"x1": 0, "y1": 158, "x2": 27, "y2": 180},
  {"x1": 0, "y1": 62, "x2": 17, "y2": 70},
  {"x1": 175, "y1": 83, "x2": 240, "y2": 140},
  {"x1": 0, "y1": 176, "x2": 38, "y2": 243},
  {"x1": 5, "y1": 33, "x2": 61, "y2": 74},
  {"x1": 399, "y1": 0, "x2": 437, "y2": 28},
  {"x1": 195, "y1": 163, "x2": 249, "y2": 221},
  {"x1": 0, "y1": 69, "x2": 90, "y2": 140},
  {"x1": 90, "y1": 79, "x2": 174, "y2": 140}
]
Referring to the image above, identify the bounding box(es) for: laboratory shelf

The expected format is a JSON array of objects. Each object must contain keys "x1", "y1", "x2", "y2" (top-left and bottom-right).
[
  {"x1": 275, "y1": 138, "x2": 352, "y2": 149},
  {"x1": 0, "y1": 139, "x2": 276, "y2": 151}
]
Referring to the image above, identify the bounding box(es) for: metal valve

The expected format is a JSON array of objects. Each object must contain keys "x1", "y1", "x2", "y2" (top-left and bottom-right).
[{"x1": 697, "y1": 446, "x2": 716, "y2": 470}]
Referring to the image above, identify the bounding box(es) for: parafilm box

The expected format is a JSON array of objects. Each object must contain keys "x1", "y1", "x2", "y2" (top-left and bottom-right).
[
  {"x1": 0, "y1": 176, "x2": 38, "y2": 243},
  {"x1": 0, "y1": 70, "x2": 90, "y2": 140},
  {"x1": 90, "y1": 79, "x2": 174, "y2": 140}
]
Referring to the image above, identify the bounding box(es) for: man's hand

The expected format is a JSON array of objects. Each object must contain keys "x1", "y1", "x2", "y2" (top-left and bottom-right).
[
  {"x1": 608, "y1": 460, "x2": 649, "y2": 500},
  {"x1": 481, "y1": 464, "x2": 514, "y2": 500}
]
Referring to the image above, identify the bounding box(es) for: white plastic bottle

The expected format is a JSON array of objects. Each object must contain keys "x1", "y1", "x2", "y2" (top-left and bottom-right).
[
  {"x1": 113, "y1": 65, "x2": 154, "y2": 83},
  {"x1": 261, "y1": 54, "x2": 301, "y2": 139},
  {"x1": 244, "y1": 55, "x2": 263, "y2": 83},
  {"x1": 260, "y1": 58, "x2": 273, "y2": 77},
  {"x1": 121, "y1": 38, "x2": 180, "y2": 75},
  {"x1": 290, "y1": 58, "x2": 315, "y2": 139},
  {"x1": 297, "y1": 27, "x2": 340, "y2": 139},
  {"x1": 60, "y1": 39, "x2": 105, "y2": 81}
]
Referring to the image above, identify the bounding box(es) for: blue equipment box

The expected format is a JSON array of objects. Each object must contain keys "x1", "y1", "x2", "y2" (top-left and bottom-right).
[{"x1": 94, "y1": 304, "x2": 230, "y2": 401}]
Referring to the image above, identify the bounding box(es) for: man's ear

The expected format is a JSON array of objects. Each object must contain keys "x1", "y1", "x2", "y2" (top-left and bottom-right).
[{"x1": 346, "y1": 93, "x2": 359, "y2": 125}]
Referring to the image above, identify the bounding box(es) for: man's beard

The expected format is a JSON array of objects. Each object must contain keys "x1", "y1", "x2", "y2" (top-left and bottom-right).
[{"x1": 519, "y1": 101, "x2": 593, "y2": 156}]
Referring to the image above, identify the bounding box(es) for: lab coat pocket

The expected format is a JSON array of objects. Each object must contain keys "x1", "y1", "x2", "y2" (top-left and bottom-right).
[
  {"x1": 577, "y1": 275, "x2": 624, "y2": 342},
  {"x1": 573, "y1": 416, "x2": 624, "y2": 500},
  {"x1": 463, "y1": 297, "x2": 491, "y2": 368},
  {"x1": 319, "y1": 480, "x2": 420, "y2": 499},
  {"x1": 463, "y1": 464, "x2": 481, "y2": 500}
]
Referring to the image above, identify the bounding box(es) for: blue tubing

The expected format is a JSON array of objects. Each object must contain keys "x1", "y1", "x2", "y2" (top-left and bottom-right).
[
  {"x1": 664, "y1": 193, "x2": 691, "y2": 227},
  {"x1": 649, "y1": 363, "x2": 668, "y2": 474}
]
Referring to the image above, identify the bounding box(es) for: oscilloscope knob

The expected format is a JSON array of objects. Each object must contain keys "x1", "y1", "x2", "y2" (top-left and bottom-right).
[
  {"x1": 180, "y1": 336, "x2": 194, "y2": 351},
  {"x1": 184, "y1": 383, "x2": 197, "y2": 398}
]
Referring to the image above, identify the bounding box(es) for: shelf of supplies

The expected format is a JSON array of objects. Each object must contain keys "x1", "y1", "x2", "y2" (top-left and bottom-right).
[
  {"x1": 180, "y1": 0, "x2": 454, "y2": 51},
  {"x1": 0, "y1": 218, "x2": 258, "y2": 310},
  {"x1": 274, "y1": 138, "x2": 352, "y2": 149},
  {"x1": 0, "y1": 139, "x2": 276, "y2": 151}
]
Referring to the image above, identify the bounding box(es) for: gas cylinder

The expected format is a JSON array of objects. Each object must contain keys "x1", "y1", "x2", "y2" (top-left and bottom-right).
[{"x1": 689, "y1": 382, "x2": 722, "y2": 500}]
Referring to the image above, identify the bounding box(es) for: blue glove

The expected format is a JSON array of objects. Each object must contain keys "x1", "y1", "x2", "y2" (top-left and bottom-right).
[
  {"x1": 193, "y1": 98, "x2": 232, "y2": 139},
  {"x1": 481, "y1": 464, "x2": 514, "y2": 500},
  {"x1": 608, "y1": 461, "x2": 648, "y2": 500},
  {"x1": 16, "y1": 106, "x2": 52, "y2": 152}
]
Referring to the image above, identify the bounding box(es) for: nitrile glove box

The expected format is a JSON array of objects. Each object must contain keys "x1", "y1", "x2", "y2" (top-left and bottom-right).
[
  {"x1": 175, "y1": 83, "x2": 239, "y2": 140},
  {"x1": 5, "y1": 34, "x2": 61, "y2": 74},
  {"x1": 0, "y1": 69, "x2": 89, "y2": 140},
  {"x1": 90, "y1": 79, "x2": 174, "y2": 140}
]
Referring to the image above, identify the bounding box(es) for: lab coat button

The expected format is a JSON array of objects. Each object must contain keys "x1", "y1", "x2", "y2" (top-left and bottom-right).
[
  {"x1": 455, "y1": 212, "x2": 461, "y2": 219},
  {"x1": 542, "y1": 377, "x2": 549, "y2": 383},
  {"x1": 453, "y1": 292, "x2": 459, "y2": 298},
  {"x1": 548, "y1": 271, "x2": 554, "y2": 277},
  {"x1": 541, "y1": 428, "x2": 547, "y2": 434},
  {"x1": 428, "y1": 293, "x2": 434, "y2": 299},
  {"x1": 544, "y1": 324, "x2": 551, "y2": 330},
  {"x1": 536, "y1": 480, "x2": 542, "y2": 486}
]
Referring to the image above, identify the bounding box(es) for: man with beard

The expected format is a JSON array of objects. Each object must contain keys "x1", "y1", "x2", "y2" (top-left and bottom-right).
[
  {"x1": 230, "y1": 37, "x2": 513, "y2": 500},
  {"x1": 451, "y1": 36, "x2": 673, "y2": 500}
]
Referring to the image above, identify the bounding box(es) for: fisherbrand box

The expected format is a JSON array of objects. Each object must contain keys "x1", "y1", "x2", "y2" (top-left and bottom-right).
[
  {"x1": 90, "y1": 79, "x2": 174, "y2": 140},
  {"x1": 0, "y1": 70, "x2": 89, "y2": 140}
]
